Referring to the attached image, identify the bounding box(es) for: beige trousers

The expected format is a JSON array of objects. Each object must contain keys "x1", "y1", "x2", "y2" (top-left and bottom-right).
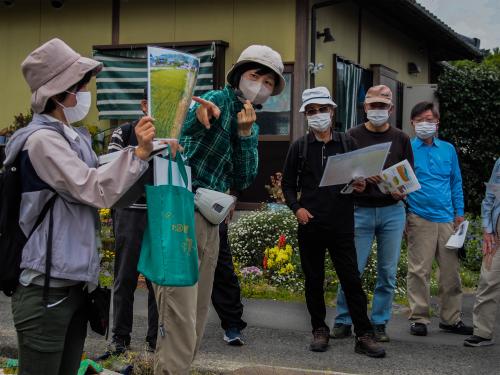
[
  {"x1": 472, "y1": 220, "x2": 500, "y2": 339},
  {"x1": 153, "y1": 212, "x2": 220, "y2": 375},
  {"x1": 407, "y1": 213, "x2": 462, "y2": 325}
]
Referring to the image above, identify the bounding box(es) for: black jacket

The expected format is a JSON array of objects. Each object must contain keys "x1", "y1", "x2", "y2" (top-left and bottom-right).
[{"x1": 282, "y1": 131, "x2": 357, "y2": 233}]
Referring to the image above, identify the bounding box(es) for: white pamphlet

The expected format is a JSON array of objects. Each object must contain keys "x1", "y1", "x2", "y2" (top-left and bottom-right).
[
  {"x1": 378, "y1": 159, "x2": 421, "y2": 194},
  {"x1": 98, "y1": 140, "x2": 170, "y2": 165},
  {"x1": 485, "y1": 183, "x2": 500, "y2": 200},
  {"x1": 319, "y1": 142, "x2": 392, "y2": 187},
  {"x1": 445, "y1": 220, "x2": 469, "y2": 250},
  {"x1": 153, "y1": 155, "x2": 192, "y2": 191}
]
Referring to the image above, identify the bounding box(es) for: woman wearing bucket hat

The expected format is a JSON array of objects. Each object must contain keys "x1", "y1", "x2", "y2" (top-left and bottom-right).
[
  {"x1": 147, "y1": 45, "x2": 285, "y2": 374},
  {"x1": 5, "y1": 38, "x2": 178, "y2": 375}
]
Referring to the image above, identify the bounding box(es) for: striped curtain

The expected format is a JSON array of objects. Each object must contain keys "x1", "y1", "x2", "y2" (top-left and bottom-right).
[
  {"x1": 93, "y1": 45, "x2": 215, "y2": 120},
  {"x1": 335, "y1": 58, "x2": 363, "y2": 131}
]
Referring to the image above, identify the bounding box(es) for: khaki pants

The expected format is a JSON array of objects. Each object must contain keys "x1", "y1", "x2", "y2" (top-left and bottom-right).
[
  {"x1": 407, "y1": 213, "x2": 462, "y2": 325},
  {"x1": 472, "y1": 220, "x2": 500, "y2": 339},
  {"x1": 153, "y1": 212, "x2": 220, "y2": 375}
]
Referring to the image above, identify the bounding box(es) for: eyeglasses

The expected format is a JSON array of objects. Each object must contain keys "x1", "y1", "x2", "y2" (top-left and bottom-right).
[{"x1": 305, "y1": 106, "x2": 331, "y2": 116}]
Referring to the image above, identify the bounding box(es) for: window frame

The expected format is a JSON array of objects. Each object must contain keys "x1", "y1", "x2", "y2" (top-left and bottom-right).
[{"x1": 258, "y1": 62, "x2": 294, "y2": 142}]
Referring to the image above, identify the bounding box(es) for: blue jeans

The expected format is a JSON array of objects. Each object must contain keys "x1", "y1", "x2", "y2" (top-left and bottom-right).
[{"x1": 335, "y1": 203, "x2": 406, "y2": 326}]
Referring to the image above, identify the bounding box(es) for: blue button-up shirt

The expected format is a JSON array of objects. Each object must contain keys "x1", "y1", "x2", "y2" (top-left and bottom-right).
[
  {"x1": 407, "y1": 137, "x2": 464, "y2": 223},
  {"x1": 482, "y1": 158, "x2": 500, "y2": 234}
]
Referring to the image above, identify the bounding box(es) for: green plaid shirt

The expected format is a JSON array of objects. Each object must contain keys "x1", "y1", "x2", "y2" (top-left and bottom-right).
[{"x1": 180, "y1": 85, "x2": 259, "y2": 192}]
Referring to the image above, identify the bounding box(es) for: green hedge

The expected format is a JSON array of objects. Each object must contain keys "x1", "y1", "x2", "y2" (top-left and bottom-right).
[{"x1": 437, "y1": 64, "x2": 500, "y2": 214}]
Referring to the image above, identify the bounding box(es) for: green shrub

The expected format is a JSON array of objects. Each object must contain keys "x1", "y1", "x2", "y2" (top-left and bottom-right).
[
  {"x1": 437, "y1": 64, "x2": 500, "y2": 214},
  {"x1": 462, "y1": 213, "x2": 484, "y2": 273}
]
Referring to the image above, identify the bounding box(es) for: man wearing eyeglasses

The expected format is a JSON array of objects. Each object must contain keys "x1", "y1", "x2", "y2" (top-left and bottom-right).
[
  {"x1": 282, "y1": 87, "x2": 385, "y2": 357},
  {"x1": 333, "y1": 85, "x2": 413, "y2": 342}
]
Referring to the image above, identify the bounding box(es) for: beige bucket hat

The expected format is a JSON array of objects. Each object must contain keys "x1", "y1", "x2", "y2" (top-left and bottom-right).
[
  {"x1": 226, "y1": 45, "x2": 286, "y2": 96},
  {"x1": 21, "y1": 38, "x2": 102, "y2": 113}
]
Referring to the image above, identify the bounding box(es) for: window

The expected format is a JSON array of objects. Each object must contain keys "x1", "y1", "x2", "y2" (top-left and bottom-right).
[
  {"x1": 92, "y1": 41, "x2": 228, "y2": 120},
  {"x1": 255, "y1": 64, "x2": 293, "y2": 140}
]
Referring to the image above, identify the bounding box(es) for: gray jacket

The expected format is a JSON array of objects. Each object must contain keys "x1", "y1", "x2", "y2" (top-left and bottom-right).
[{"x1": 5, "y1": 114, "x2": 149, "y2": 284}]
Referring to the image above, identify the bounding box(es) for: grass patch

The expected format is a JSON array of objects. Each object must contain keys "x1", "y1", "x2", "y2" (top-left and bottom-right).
[{"x1": 150, "y1": 67, "x2": 191, "y2": 138}]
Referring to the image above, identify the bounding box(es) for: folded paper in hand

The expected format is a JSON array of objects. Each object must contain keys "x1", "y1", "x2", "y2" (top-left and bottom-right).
[
  {"x1": 98, "y1": 140, "x2": 170, "y2": 165},
  {"x1": 378, "y1": 159, "x2": 421, "y2": 194},
  {"x1": 445, "y1": 220, "x2": 469, "y2": 250}
]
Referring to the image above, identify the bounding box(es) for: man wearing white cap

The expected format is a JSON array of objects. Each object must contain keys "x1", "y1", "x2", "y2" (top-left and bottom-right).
[
  {"x1": 153, "y1": 45, "x2": 285, "y2": 374},
  {"x1": 282, "y1": 87, "x2": 385, "y2": 357}
]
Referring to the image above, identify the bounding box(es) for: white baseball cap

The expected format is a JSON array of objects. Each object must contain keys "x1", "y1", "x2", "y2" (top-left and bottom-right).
[{"x1": 299, "y1": 87, "x2": 337, "y2": 112}]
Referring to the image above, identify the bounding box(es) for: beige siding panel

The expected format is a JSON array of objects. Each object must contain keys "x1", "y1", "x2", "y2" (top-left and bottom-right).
[
  {"x1": 119, "y1": 0, "x2": 176, "y2": 44},
  {"x1": 315, "y1": 2, "x2": 359, "y2": 92},
  {"x1": 361, "y1": 9, "x2": 429, "y2": 85},
  {"x1": 0, "y1": 0, "x2": 111, "y2": 128},
  {"x1": 313, "y1": 2, "x2": 429, "y2": 96}
]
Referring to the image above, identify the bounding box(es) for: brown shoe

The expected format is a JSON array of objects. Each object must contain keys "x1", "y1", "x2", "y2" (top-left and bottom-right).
[
  {"x1": 310, "y1": 327, "x2": 330, "y2": 352},
  {"x1": 355, "y1": 334, "x2": 386, "y2": 358}
]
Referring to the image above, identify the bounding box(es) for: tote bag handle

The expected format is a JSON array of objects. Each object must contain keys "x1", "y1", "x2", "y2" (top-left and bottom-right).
[{"x1": 165, "y1": 145, "x2": 189, "y2": 189}]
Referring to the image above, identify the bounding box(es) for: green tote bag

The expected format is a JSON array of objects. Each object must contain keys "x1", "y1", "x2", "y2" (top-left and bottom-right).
[{"x1": 138, "y1": 150, "x2": 198, "y2": 286}]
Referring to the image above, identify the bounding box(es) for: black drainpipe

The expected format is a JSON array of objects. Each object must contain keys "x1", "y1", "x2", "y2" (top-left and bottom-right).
[{"x1": 310, "y1": 0, "x2": 349, "y2": 87}]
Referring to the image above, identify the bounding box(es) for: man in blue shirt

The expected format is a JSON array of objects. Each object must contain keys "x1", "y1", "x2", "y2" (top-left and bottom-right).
[
  {"x1": 464, "y1": 158, "x2": 500, "y2": 347},
  {"x1": 406, "y1": 101, "x2": 472, "y2": 336}
]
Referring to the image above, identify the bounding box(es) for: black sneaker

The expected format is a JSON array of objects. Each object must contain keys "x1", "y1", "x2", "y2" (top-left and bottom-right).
[
  {"x1": 464, "y1": 335, "x2": 493, "y2": 347},
  {"x1": 224, "y1": 327, "x2": 245, "y2": 346},
  {"x1": 410, "y1": 322, "x2": 428, "y2": 336},
  {"x1": 373, "y1": 324, "x2": 390, "y2": 342},
  {"x1": 146, "y1": 340, "x2": 156, "y2": 353},
  {"x1": 439, "y1": 321, "x2": 473, "y2": 335},
  {"x1": 354, "y1": 334, "x2": 386, "y2": 358},
  {"x1": 96, "y1": 336, "x2": 129, "y2": 360},
  {"x1": 330, "y1": 323, "x2": 352, "y2": 339},
  {"x1": 310, "y1": 327, "x2": 330, "y2": 352}
]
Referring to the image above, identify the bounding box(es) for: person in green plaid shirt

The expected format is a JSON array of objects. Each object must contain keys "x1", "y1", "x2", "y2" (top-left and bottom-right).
[{"x1": 153, "y1": 45, "x2": 286, "y2": 375}]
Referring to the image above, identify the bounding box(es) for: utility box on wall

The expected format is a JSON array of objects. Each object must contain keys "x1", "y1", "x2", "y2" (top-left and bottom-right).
[{"x1": 402, "y1": 84, "x2": 438, "y2": 136}]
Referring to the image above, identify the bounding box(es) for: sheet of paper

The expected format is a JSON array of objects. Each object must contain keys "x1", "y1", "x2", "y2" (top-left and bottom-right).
[
  {"x1": 319, "y1": 142, "x2": 392, "y2": 187},
  {"x1": 378, "y1": 159, "x2": 421, "y2": 194},
  {"x1": 485, "y1": 183, "x2": 500, "y2": 200},
  {"x1": 446, "y1": 220, "x2": 469, "y2": 250},
  {"x1": 153, "y1": 155, "x2": 192, "y2": 191},
  {"x1": 147, "y1": 46, "x2": 199, "y2": 139},
  {"x1": 97, "y1": 141, "x2": 169, "y2": 165}
]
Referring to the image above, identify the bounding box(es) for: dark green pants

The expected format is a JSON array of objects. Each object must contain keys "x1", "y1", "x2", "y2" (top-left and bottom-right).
[{"x1": 11, "y1": 283, "x2": 87, "y2": 375}]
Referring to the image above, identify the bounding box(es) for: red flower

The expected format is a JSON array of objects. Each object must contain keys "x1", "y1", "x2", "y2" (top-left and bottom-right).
[
  {"x1": 278, "y1": 234, "x2": 286, "y2": 248},
  {"x1": 263, "y1": 256, "x2": 268, "y2": 270}
]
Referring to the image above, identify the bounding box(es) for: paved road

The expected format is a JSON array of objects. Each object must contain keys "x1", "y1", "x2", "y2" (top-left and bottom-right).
[{"x1": 1, "y1": 291, "x2": 500, "y2": 374}]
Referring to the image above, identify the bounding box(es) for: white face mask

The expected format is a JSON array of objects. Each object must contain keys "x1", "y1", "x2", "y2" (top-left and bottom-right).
[
  {"x1": 238, "y1": 77, "x2": 272, "y2": 105},
  {"x1": 415, "y1": 121, "x2": 437, "y2": 140},
  {"x1": 57, "y1": 91, "x2": 91, "y2": 124},
  {"x1": 307, "y1": 112, "x2": 331, "y2": 132},
  {"x1": 367, "y1": 109, "x2": 390, "y2": 127}
]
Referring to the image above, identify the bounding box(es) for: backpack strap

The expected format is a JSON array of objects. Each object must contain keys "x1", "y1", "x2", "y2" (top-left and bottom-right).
[
  {"x1": 38, "y1": 194, "x2": 57, "y2": 304},
  {"x1": 339, "y1": 132, "x2": 349, "y2": 153},
  {"x1": 296, "y1": 133, "x2": 309, "y2": 192},
  {"x1": 120, "y1": 122, "x2": 134, "y2": 147}
]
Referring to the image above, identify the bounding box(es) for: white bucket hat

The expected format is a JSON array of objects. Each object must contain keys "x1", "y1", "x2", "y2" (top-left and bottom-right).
[
  {"x1": 226, "y1": 45, "x2": 286, "y2": 96},
  {"x1": 21, "y1": 38, "x2": 102, "y2": 113},
  {"x1": 299, "y1": 87, "x2": 337, "y2": 112}
]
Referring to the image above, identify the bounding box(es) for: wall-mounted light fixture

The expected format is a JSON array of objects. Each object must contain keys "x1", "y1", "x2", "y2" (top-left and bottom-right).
[
  {"x1": 408, "y1": 62, "x2": 422, "y2": 75},
  {"x1": 316, "y1": 28, "x2": 335, "y2": 43},
  {"x1": 51, "y1": 0, "x2": 64, "y2": 9}
]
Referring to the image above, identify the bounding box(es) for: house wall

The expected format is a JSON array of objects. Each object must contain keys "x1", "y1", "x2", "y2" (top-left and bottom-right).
[
  {"x1": 0, "y1": 0, "x2": 295, "y2": 128},
  {"x1": 0, "y1": 0, "x2": 112, "y2": 128},
  {"x1": 315, "y1": 2, "x2": 430, "y2": 92}
]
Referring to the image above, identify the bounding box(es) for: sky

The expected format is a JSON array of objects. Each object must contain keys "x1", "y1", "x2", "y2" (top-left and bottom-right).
[{"x1": 417, "y1": 0, "x2": 500, "y2": 50}]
